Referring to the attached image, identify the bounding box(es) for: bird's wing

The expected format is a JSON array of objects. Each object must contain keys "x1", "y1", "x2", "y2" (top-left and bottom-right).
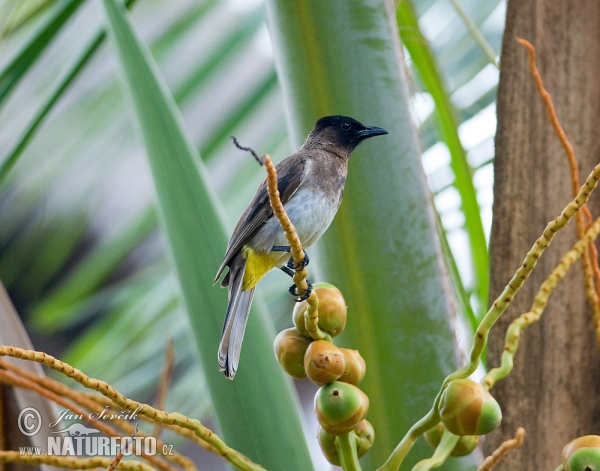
[{"x1": 214, "y1": 154, "x2": 308, "y2": 284}]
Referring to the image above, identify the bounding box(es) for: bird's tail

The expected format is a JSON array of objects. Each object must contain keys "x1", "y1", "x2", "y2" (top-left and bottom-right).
[{"x1": 218, "y1": 254, "x2": 255, "y2": 379}]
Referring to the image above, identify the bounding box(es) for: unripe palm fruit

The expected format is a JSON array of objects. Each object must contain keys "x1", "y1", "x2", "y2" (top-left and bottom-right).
[
  {"x1": 317, "y1": 420, "x2": 374, "y2": 465},
  {"x1": 274, "y1": 328, "x2": 312, "y2": 379},
  {"x1": 354, "y1": 419, "x2": 375, "y2": 457},
  {"x1": 424, "y1": 422, "x2": 479, "y2": 457},
  {"x1": 293, "y1": 282, "x2": 347, "y2": 337},
  {"x1": 339, "y1": 348, "x2": 366, "y2": 385},
  {"x1": 317, "y1": 427, "x2": 341, "y2": 466},
  {"x1": 562, "y1": 436, "x2": 600, "y2": 471},
  {"x1": 315, "y1": 381, "x2": 369, "y2": 435},
  {"x1": 439, "y1": 379, "x2": 501, "y2": 436},
  {"x1": 304, "y1": 340, "x2": 345, "y2": 384}
]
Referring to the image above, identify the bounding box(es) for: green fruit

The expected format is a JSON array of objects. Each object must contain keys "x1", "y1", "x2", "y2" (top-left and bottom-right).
[
  {"x1": 317, "y1": 427, "x2": 340, "y2": 466},
  {"x1": 315, "y1": 381, "x2": 369, "y2": 435},
  {"x1": 318, "y1": 420, "x2": 375, "y2": 465},
  {"x1": 424, "y1": 422, "x2": 479, "y2": 457},
  {"x1": 563, "y1": 436, "x2": 600, "y2": 471},
  {"x1": 274, "y1": 328, "x2": 312, "y2": 379},
  {"x1": 477, "y1": 395, "x2": 503, "y2": 435},
  {"x1": 439, "y1": 379, "x2": 501, "y2": 436},
  {"x1": 565, "y1": 448, "x2": 600, "y2": 471}
]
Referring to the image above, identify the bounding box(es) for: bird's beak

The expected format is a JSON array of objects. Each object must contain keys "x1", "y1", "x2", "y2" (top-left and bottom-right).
[{"x1": 356, "y1": 126, "x2": 388, "y2": 139}]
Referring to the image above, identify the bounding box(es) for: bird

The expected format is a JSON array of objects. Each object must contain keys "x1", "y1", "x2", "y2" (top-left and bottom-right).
[{"x1": 214, "y1": 115, "x2": 388, "y2": 379}]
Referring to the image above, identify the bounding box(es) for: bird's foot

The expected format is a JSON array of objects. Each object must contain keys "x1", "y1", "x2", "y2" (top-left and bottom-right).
[
  {"x1": 287, "y1": 250, "x2": 310, "y2": 270},
  {"x1": 289, "y1": 280, "x2": 313, "y2": 302}
]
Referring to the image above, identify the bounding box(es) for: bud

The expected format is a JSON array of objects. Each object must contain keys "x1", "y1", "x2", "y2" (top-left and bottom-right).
[
  {"x1": 317, "y1": 427, "x2": 340, "y2": 466},
  {"x1": 293, "y1": 282, "x2": 347, "y2": 337},
  {"x1": 439, "y1": 379, "x2": 501, "y2": 436},
  {"x1": 354, "y1": 419, "x2": 375, "y2": 457},
  {"x1": 315, "y1": 381, "x2": 369, "y2": 435},
  {"x1": 304, "y1": 340, "x2": 345, "y2": 384},
  {"x1": 339, "y1": 348, "x2": 366, "y2": 385},
  {"x1": 274, "y1": 328, "x2": 312, "y2": 379},
  {"x1": 562, "y1": 436, "x2": 600, "y2": 471},
  {"x1": 424, "y1": 422, "x2": 479, "y2": 457}
]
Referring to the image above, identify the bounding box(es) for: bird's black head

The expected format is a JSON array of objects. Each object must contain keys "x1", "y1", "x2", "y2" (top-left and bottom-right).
[{"x1": 304, "y1": 115, "x2": 388, "y2": 155}]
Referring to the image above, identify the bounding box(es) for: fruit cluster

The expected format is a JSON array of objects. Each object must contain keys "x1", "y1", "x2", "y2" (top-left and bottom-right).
[{"x1": 274, "y1": 282, "x2": 374, "y2": 465}]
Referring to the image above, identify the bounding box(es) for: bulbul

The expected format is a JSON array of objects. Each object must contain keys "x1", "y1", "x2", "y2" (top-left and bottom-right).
[{"x1": 214, "y1": 115, "x2": 388, "y2": 379}]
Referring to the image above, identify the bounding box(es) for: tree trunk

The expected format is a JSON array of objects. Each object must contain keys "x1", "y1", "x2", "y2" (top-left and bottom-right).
[{"x1": 487, "y1": 1, "x2": 600, "y2": 469}]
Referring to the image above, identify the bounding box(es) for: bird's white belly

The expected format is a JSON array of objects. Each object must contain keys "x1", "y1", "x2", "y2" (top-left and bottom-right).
[{"x1": 249, "y1": 187, "x2": 340, "y2": 257}]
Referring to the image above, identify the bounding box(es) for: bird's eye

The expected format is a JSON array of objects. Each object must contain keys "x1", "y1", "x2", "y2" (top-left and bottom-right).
[{"x1": 340, "y1": 122, "x2": 351, "y2": 131}]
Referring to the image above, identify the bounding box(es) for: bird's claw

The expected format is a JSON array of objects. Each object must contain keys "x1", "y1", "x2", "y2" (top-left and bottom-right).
[
  {"x1": 287, "y1": 250, "x2": 310, "y2": 270},
  {"x1": 289, "y1": 280, "x2": 313, "y2": 302}
]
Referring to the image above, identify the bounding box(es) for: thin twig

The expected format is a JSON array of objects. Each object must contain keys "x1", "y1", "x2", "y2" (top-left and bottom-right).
[
  {"x1": 0, "y1": 346, "x2": 266, "y2": 471},
  {"x1": 483, "y1": 215, "x2": 600, "y2": 389},
  {"x1": 0, "y1": 451, "x2": 156, "y2": 471},
  {"x1": 263, "y1": 154, "x2": 313, "y2": 298},
  {"x1": 0, "y1": 359, "x2": 201, "y2": 469},
  {"x1": 518, "y1": 37, "x2": 600, "y2": 346},
  {"x1": 0, "y1": 370, "x2": 180, "y2": 471},
  {"x1": 153, "y1": 338, "x2": 175, "y2": 439},
  {"x1": 264, "y1": 153, "x2": 324, "y2": 336},
  {"x1": 411, "y1": 430, "x2": 460, "y2": 471},
  {"x1": 477, "y1": 427, "x2": 525, "y2": 471},
  {"x1": 76, "y1": 389, "x2": 219, "y2": 454},
  {"x1": 107, "y1": 423, "x2": 139, "y2": 471},
  {"x1": 231, "y1": 136, "x2": 264, "y2": 165}
]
